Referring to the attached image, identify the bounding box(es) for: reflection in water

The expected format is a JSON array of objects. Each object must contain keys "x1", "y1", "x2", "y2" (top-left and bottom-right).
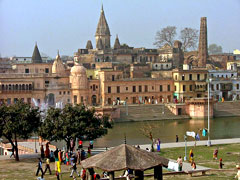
[{"x1": 89, "y1": 117, "x2": 240, "y2": 148}]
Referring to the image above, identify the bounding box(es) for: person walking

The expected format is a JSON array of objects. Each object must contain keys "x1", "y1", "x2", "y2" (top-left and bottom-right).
[
  {"x1": 213, "y1": 148, "x2": 218, "y2": 160},
  {"x1": 157, "y1": 139, "x2": 161, "y2": 152},
  {"x1": 189, "y1": 149, "x2": 194, "y2": 163},
  {"x1": 177, "y1": 156, "x2": 183, "y2": 171},
  {"x1": 77, "y1": 149, "x2": 81, "y2": 164},
  {"x1": 87, "y1": 147, "x2": 91, "y2": 158},
  {"x1": 176, "y1": 135, "x2": 179, "y2": 142},
  {"x1": 36, "y1": 158, "x2": 44, "y2": 178},
  {"x1": 40, "y1": 145, "x2": 45, "y2": 160},
  {"x1": 43, "y1": 158, "x2": 51, "y2": 175},
  {"x1": 219, "y1": 158, "x2": 224, "y2": 169},
  {"x1": 70, "y1": 157, "x2": 80, "y2": 177}
]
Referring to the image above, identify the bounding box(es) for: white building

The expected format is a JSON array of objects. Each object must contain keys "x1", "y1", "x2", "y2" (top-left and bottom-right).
[{"x1": 209, "y1": 70, "x2": 240, "y2": 101}]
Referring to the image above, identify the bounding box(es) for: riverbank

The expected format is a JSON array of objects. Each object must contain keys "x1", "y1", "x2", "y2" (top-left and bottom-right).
[
  {"x1": 114, "y1": 101, "x2": 240, "y2": 122},
  {"x1": 0, "y1": 143, "x2": 239, "y2": 180}
]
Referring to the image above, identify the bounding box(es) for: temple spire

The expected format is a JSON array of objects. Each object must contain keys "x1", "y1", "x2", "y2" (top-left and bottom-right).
[
  {"x1": 114, "y1": 34, "x2": 121, "y2": 49},
  {"x1": 32, "y1": 42, "x2": 42, "y2": 63},
  {"x1": 95, "y1": 5, "x2": 111, "y2": 49}
]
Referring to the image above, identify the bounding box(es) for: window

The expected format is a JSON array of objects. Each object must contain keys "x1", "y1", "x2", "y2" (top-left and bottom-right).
[
  {"x1": 37, "y1": 99, "x2": 40, "y2": 104},
  {"x1": 189, "y1": 74, "x2": 192, "y2": 80},
  {"x1": 237, "y1": 84, "x2": 239, "y2": 90},
  {"x1": 174, "y1": 86, "x2": 177, "y2": 91},
  {"x1": 93, "y1": 84, "x2": 96, "y2": 91},
  {"x1": 182, "y1": 75, "x2": 185, "y2": 80},
  {"x1": 145, "y1": 85, "x2": 148, "y2": 92},
  {"x1": 190, "y1": 85, "x2": 193, "y2": 91},
  {"x1": 117, "y1": 86, "x2": 120, "y2": 93},
  {"x1": 63, "y1": 91, "x2": 66, "y2": 95},
  {"x1": 74, "y1": 96, "x2": 77, "y2": 104},
  {"x1": 152, "y1": 86, "x2": 154, "y2": 90},
  {"x1": 183, "y1": 85, "x2": 186, "y2": 92},
  {"x1": 7, "y1": 98, "x2": 11, "y2": 105},
  {"x1": 14, "y1": 98, "x2": 18, "y2": 103},
  {"x1": 211, "y1": 84, "x2": 214, "y2": 91},
  {"x1": 45, "y1": 81, "x2": 49, "y2": 87},
  {"x1": 112, "y1": 75, "x2": 115, "y2": 81},
  {"x1": 168, "y1": 85, "x2": 171, "y2": 91},
  {"x1": 133, "y1": 86, "x2": 136, "y2": 92},
  {"x1": 108, "y1": 86, "x2": 111, "y2": 93},
  {"x1": 139, "y1": 86, "x2": 142, "y2": 92},
  {"x1": 175, "y1": 75, "x2": 178, "y2": 80},
  {"x1": 81, "y1": 96, "x2": 84, "y2": 103},
  {"x1": 45, "y1": 68, "x2": 49, "y2": 73},
  {"x1": 197, "y1": 74, "x2": 200, "y2": 80},
  {"x1": 59, "y1": 91, "x2": 62, "y2": 95},
  {"x1": 126, "y1": 87, "x2": 128, "y2": 91},
  {"x1": 68, "y1": 91, "x2": 70, "y2": 95},
  {"x1": 25, "y1": 69, "x2": 29, "y2": 73},
  {"x1": 217, "y1": 84, "x2": 219, "y2": 90},
  {"x1": 68, "y1": 99, "x2": 70, "y2": 103},
  {"x1": 204, "y1": 74, "x2": 207, "y2": 80},
  {"x1": 160, "y1": 85, "x2": 162, "y2": 92}
]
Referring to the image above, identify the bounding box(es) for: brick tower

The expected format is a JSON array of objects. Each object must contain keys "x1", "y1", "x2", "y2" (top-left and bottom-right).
[{"x1": 198, "y1": 17, "x2": 208, "y2": 68}]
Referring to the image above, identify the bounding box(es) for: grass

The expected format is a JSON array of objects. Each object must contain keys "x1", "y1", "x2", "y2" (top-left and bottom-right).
[{"x1": 0, "y1": 143, "x2": 239, "y2": 180}]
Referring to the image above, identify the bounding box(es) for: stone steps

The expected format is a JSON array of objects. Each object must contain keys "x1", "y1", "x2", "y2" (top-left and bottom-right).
[
  {"x1": 116, "y1": 104, "x2": 190, "y2": 122},
  {"x1": 214, "y1": 101, "x2": 240, "y2": 117}
]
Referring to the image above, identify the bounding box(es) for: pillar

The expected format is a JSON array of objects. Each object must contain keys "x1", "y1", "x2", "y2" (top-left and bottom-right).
[
  {"x1": 154, "y1": 165, "x2": 163, "y2": 180},
  {"x1": 88, "y1": 168, "x2": 94, "y2": 180},
  {"x1": 135, "y1": 170, "x2": 144, "y2": 180},
  {"x1": 109, "y1": 171, "x2": 115, "y2": 180}
]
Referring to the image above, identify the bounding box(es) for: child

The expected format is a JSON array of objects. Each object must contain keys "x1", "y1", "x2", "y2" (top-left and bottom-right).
[
  {"x1": 191, "y1": 161, "x2": 196, "y2": 170},
  {"x1": 70, "y1": 157, "x2": 80, "y2": 177},
  {"x1": 219, "y1": 158, "x2": 224, "y2": 169}
]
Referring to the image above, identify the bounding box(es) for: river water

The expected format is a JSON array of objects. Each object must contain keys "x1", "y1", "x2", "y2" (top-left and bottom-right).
[{"x1": 88, "y1": 117, "x2": 240, "y2": 148}]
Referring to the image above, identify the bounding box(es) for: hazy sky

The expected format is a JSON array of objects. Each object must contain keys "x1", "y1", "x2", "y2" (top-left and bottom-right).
[{"x1": 0, "y1": 0, "x2": 240, "y2": 58}]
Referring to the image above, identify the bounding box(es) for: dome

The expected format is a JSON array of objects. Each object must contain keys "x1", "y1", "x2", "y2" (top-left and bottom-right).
[
  {"x1": 52, "y1": 51, "x2": 65, "y2": 74},
  {"x1": 70, "y1": 64, "x2": 86, "y2": 76}
]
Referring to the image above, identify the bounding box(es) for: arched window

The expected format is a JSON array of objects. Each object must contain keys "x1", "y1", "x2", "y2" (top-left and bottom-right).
[
  {"x1": 16, "y1": 84, "x2": 18, "y2": 90},
  {"x1": 26, "y1": 84, "x2": 29, "y2": 90},
  {"x1": 29, "y1": 84, "x2": 32, "y2": 90},
  {"x1": 22, "y1": 84, "x2": 25, "y2": 90}
]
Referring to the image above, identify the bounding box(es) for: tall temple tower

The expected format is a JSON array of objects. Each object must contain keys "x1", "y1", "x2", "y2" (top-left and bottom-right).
[
  {"x1": 95, "y1": 5, "x2": 111, "y2": 49},
  {"x1": 198, "y1": 17, "x2": 208, "y2": 68}
]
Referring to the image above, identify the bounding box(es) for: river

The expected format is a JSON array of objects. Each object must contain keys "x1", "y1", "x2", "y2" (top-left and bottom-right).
[{"x1": 89, "y1": 117, "x2": 240, "y2": 148}]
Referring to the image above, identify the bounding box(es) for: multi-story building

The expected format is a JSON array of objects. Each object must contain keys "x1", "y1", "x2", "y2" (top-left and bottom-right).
[{"x1": 173, "y1": 65, "x2": 208, "y2": 101}]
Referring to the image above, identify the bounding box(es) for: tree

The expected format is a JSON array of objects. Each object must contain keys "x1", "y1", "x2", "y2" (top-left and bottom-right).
[
  {"x1": 0, "y1": 101, "x2": 41, "y2": 161},
  {"x1": 208, "y1": 44, "x2": 223, "y2": 55},
  {"x1": 139, "y1": 122, "x2": 158, "y2": 152},
  {"x1": 179, "y1": 28, "x2": 199, "y2": 51},
  {"x1": 39, "y1": 104, "x2": 112, "y2": 151},
  {"x1": 154, "y1": 26, "x2": 177, "y2": 47}
]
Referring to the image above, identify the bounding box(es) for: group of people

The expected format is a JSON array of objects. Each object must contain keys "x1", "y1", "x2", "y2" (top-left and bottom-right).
[
  {"x1": 176, "y1": 147, "x2": 226, "y2": 172},
  {"x1": 36, "y1": 140, "x2": 94, "y2": 180}
]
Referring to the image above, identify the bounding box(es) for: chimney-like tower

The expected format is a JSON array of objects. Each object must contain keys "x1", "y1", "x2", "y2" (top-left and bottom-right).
[{"x1": 198, "y1": 17, "x2": 208, "y2": 68}]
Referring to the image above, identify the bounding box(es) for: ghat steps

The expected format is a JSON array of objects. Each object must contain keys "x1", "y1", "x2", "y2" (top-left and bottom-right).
[
  {"x1": 214, "y1": 101, "x2": 240, "y2": 117},
  {"x1": 116, "y1": 104, "x2": 189, "y2": 122}
]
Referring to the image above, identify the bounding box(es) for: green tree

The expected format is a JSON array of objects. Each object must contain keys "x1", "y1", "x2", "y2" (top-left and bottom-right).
[
  {"x1": 39, "y1": 104, "x2": 112, "y2": 151},
  {"x1": 208, "y1": 44, "x2": 223, "y2": 55},
  {"x1": 0, "y1": 101, "x2": 41, "y2": 161}
]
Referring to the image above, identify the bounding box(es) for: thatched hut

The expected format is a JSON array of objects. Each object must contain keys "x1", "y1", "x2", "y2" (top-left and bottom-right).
[{"x1": 81, "y1": 144, "x2": 169, "y2": 180}]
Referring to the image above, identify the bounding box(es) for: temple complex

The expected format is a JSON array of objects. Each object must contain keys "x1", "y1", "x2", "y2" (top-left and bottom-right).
[{"x1": 0, "y1": 6, "x2": 240, "y2": 119}]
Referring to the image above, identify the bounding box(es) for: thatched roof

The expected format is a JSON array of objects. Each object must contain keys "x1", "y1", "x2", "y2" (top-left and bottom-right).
[{"x1": 81, "y1": 144, "x2": 169, "y2": 172}]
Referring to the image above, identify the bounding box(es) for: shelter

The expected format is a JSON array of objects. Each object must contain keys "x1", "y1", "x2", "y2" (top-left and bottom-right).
[{"x1": 81, "y1": 144, "x2": 169, "y2": 180}]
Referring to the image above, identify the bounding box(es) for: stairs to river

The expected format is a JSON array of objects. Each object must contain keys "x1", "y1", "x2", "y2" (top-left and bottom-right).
[
  {"x1": 115, "y1": 104, "x2": 190, "y2": 122},
  {"x1": 214, "y1": 101, "x2": 240, "y2": 117}
]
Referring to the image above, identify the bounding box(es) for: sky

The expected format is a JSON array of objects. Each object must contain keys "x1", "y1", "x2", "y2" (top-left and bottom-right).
[{"x1": 0, "y1": 0, "x2": 240, "y2": 58}]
